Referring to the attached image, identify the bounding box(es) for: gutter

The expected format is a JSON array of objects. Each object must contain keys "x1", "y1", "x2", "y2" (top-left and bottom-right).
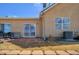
[{"x1": 40, "y1": 3, "x2": 58, "y2": 16}]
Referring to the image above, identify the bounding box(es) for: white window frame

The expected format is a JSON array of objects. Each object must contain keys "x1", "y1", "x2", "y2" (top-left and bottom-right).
[
  {"x1": 56, "y1": 17, "x2": 70, "y2": 31},
  {"x1": 23, "y1": 23, "x2": 36, "y2": 37}
]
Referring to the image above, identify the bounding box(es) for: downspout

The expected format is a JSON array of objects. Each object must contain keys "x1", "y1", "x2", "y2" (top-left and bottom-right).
[
  {"x1": 42, "y1": 16, "x2": 46, "y2": 40},
  {"x1": 40, "y1": 11, "x2": 46, "y2": 40},
  {"x1": 40, "y1": 14, "x2": 45, "y2": 40},
  {"x1": 43, "y1": 19, "x2": 46, "y2": 40}
]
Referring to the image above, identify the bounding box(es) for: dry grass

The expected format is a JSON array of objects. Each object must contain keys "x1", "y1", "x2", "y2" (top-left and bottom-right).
[{"x1": 0, "y1": 40, "x2": 79, "y2": 50}]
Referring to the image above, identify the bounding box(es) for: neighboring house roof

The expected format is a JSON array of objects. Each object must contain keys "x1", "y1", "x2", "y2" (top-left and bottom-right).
[{"x1": 40, "y1": 3, "x2": 57, "y2": 16}]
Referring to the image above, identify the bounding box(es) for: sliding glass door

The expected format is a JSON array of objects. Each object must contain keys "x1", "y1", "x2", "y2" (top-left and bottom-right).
[
  {"x1": 0, "y1": 24, "x2": 11, "y2": 33},
  {"x1": 0, "y1": 24, "x2": 4, "y2": 32},
  {"x1": 24, "y1": 24, "x2": 36, "y2": 37},
  {"x1": 4, "y1": 24, "x2": 11, "y2": 33}
]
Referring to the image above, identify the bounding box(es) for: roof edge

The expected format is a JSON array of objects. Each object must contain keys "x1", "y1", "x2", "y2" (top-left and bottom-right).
[
  {"x1": 0, "y1": 17, "x2": 39, "y2": 20},
  {"x1": 40, "y1": 3, "x2": 58, "y2": 16}
]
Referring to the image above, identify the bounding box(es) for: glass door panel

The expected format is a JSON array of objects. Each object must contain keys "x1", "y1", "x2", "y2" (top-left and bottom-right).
[
  {"x1": 24, "y1": 24, "x2": 30, "y2": 36},
  {"x1": 0, "y1": 24, "x2": 4, "y2": 32},
  {"x1": 4, "y1": 24, "x2": 11, "y2": 33},
  {"x1": 30, "y1": 25, "x2": 35, "y2": 36}
]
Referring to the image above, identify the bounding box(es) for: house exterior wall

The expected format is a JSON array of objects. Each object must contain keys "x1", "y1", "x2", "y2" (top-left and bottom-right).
[
  {"x1": 0, "y1": 18, "x2": 42, "y2": 37},
  {"x1": 0, "y1": 3, "x2": 79, "y2": 38},
  {"x1": 41, "y1": 3, "x2": 79, "y2": 38}
]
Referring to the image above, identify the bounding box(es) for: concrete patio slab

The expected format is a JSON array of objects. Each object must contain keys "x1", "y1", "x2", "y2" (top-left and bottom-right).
[
  {"x1": 32, "y1": 50, "x2": 43, "y2": 55},
  {"x1": 0, "y1": 50, "x2": 79, "y2": 55},
  {"x1": 44, "y1": 50, "x2": 56, "y2": 55},
  {"x1": 0, "y1": 50, "x2": 11, "y2": 55},
  {"x1": 20, "y1": 50, "x2": 32, "y2": 55},
  {"x1": 66, "y1": 50, "x2": 79, "y2": 55},
  {"x1": 6, "y1": 50, "x2": 21, "y2": 55},
  {"x1": 56, "y1": 50, "x2": 69, "y2": 55}
]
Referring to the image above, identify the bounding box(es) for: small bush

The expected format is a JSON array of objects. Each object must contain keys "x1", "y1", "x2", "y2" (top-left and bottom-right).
[{"x1": 0, "y1": 41, "x2": 3, "y2": 43}]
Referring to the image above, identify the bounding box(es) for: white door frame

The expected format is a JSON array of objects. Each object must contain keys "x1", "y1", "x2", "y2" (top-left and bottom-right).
[{"x1": 23, "y1": 23, "x2": 36, "y2": 37}]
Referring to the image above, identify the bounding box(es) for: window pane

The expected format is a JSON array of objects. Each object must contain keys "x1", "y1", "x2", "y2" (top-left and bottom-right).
[
  {"x1": 24, "y1": 32, "x2": 29, "y2": 36},
  {"x1": 63, "y1": 17, "x2": 70, "y2": 24},
  {"x1": 63, "y1": 24, "x2": 69, "y2": 30},
  {"x1": 30, "y1": 25, "x2": 35, "y2": 36},
  {"x1": 56, "y1": 24, "x2": 62, "y2": 30},
  {"x1": 25, "y1": 24, "x2": 29, "y2": 32},
  {"x1": 0, "y1": 24, "x2": 4, "y2": 31},
  {"x1": 24, "y1": 24, "x2": 30, "y2": 36},
  {"x1": 31, "y1": 32, "x2": 35, "y2": 36},
  {"x1": 0, "y1": 24, "x2": 1, "y2": 31},
  {"x1": 30, "y1": 25, "x2": 35, "y2": 32},
  {"x1": 4, "y1": 24, "x2": 11, "y2": 33},
  {"x1": 56, "y1": 18, "x2": 62, "y2": 23}
]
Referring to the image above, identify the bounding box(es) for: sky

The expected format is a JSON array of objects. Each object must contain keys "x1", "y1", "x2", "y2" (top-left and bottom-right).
[{"x1": 0, "y1": 3, "x2": 43, "y2": 18}]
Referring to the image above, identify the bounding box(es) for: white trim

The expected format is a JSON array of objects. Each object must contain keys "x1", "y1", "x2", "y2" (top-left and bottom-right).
[
  {"x1": 23, "y1": 23, "x2": 36, "y2": 38},
  {"x1": 56, "y1": 17, "x2": 70, "y2": 31},
  {"x1": 40, "y1": 3, "x2": 57, "y2": 16}
]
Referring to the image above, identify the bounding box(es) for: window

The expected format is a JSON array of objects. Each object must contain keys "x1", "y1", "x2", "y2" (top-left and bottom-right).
[
  {"x1": 56, "y1": 17, "x2": 70, "y2": 30},
  {"x1": 4, "y1": 24, "x2": 11, "y2": 33},
  {"x1": 56, "y1": 17, "x2": 62, "y2": 30},
  {"x1": 63, "y1": 17, "x2": 70, "y2": 30},
  {"x1": 0, "y1": 24, "x2": 4, "y2": 32},
  {"x1": 56, "y1": 18, "x2": 62, "y2": 23},
  {"x1": 24, "y1": 24, "x2": 36, "y2": 37},
  {"x1": 0, "y1": 24, "x2": 11, "y2": 33}
]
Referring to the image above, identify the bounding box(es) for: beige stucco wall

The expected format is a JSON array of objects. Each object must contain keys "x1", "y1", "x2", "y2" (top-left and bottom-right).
[
  {"x1": 41, "y1": 3, "x2": 79, "y2": 37},
  {"x1": 0, "y1": 18, "x2": 41, "y2": 37}
]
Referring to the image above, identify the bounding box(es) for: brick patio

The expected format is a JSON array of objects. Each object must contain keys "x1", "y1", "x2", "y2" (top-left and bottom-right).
[{"x1": 0, "y1": 50, "x2": 79, "y2": 55}]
